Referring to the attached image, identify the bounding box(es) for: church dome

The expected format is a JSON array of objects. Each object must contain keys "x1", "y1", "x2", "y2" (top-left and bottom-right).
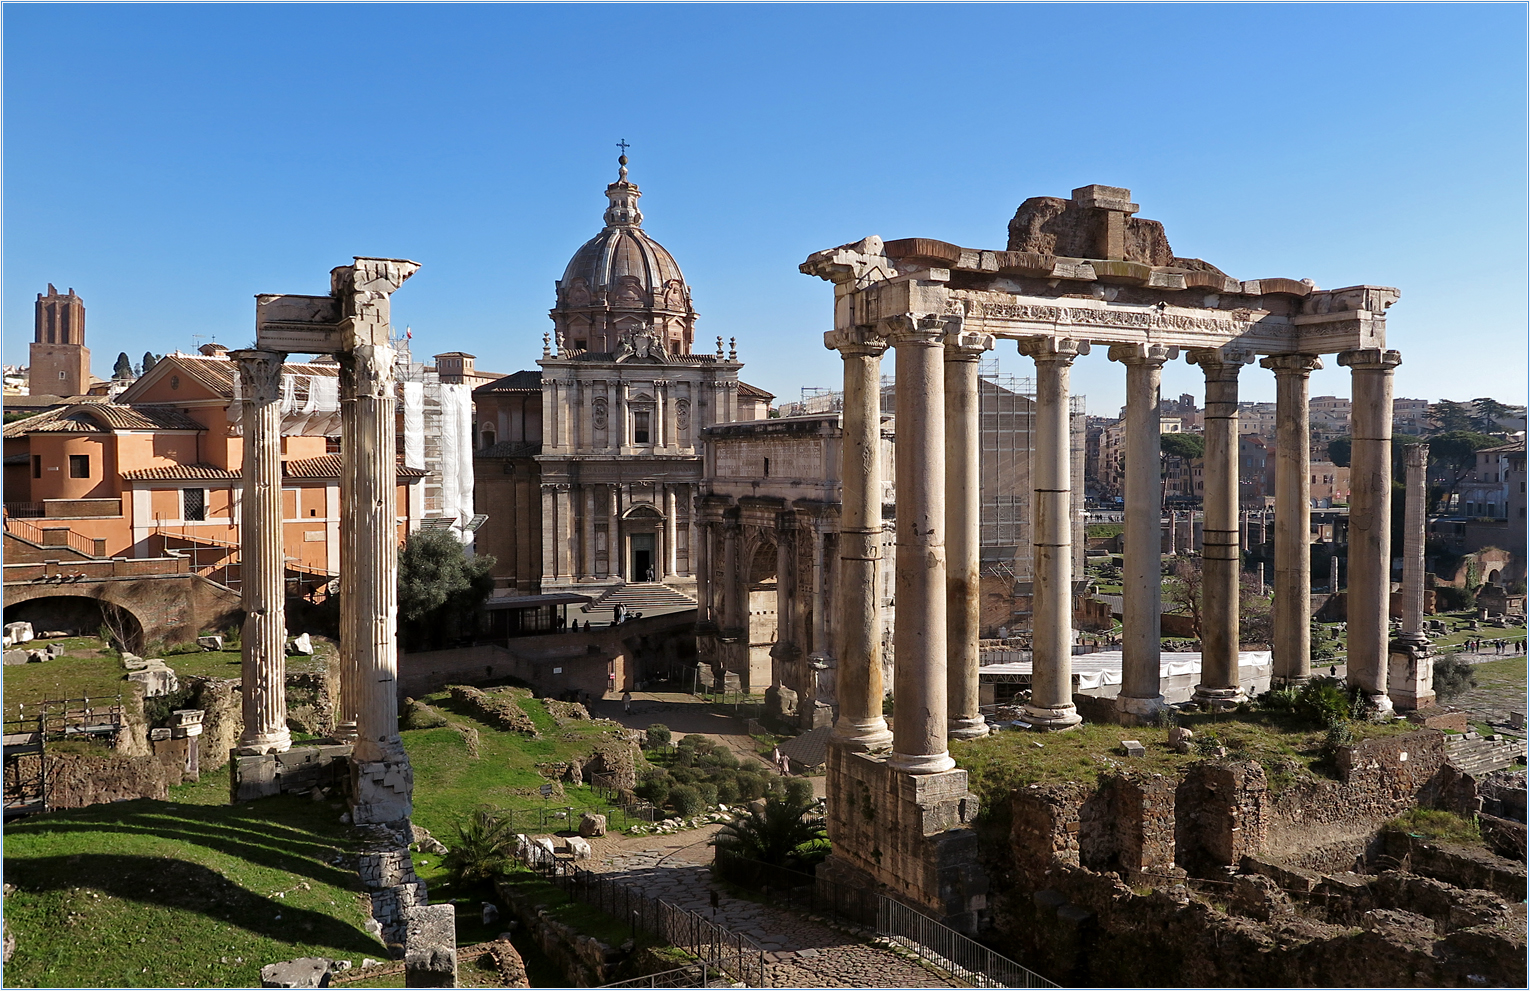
[{"x1": 552, "y1": 154, "x2": 697, "y2": 356}]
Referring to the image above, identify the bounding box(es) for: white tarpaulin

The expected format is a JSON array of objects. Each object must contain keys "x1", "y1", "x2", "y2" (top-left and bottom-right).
[
  {"x1": 438, "y1": 382, "x2": 475, "y2": 546},
  {"x1": 980, "y1": 650, "x2": 1274, "y2": 691},
  {"x1": 403, "y1": 380, "x2": 425, "y2": 476}
]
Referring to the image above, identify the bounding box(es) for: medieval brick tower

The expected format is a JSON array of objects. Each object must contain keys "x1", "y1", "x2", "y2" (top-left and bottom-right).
[{"x1": 32, "y1": 284, "x2": 91, "y2": 397}]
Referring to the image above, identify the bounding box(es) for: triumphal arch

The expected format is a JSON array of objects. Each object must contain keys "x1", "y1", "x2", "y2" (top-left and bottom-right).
[{"x1": 803, "y1": 185, "x2": 1403, "y2": 929}]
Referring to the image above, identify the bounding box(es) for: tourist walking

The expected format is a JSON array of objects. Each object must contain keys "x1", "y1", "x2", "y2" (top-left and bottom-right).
[{"x1": 623, "y1": 690, "x2": 633, "y2": 714}]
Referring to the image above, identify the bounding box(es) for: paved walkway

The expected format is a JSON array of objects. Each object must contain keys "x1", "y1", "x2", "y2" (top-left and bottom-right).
[
  {"x1": 590, "y1": 846, "x2": 960, "y2": 989},
  {"x1": 1454, "y1": 649, "x2": 1527, "y2": 731}
]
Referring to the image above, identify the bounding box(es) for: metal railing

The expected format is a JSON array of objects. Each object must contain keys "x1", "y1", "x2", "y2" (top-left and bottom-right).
[
  {"x1": 596, "y1": 963, "x2": 732, "y2": 988},
  {"x1": 498, "y1": 799, "x2": 661, "y2": 832},
  {"x1": 876, "y1": 896, "x2": 1057, "y2": 989},
  {"x1": 3, "y1": 515, "x2": 104, "y2": 558},
  {"x1": 3, "y1": 502, "x2": 45, "y2": 518},
  {"x1": 711, "y1": 853, "x2": 866, "y2": 927},
  {"x1": 524, "y1": 855, "x2": 766, "y2": 987}
]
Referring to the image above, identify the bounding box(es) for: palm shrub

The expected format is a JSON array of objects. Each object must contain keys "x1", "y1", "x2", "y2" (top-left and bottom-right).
[
  {"x1": 442, "y1": 808, "x2": 518, "y2": 887},
  {"x1": 711, "y1": 796, "x2": 828, "y2": 881}
]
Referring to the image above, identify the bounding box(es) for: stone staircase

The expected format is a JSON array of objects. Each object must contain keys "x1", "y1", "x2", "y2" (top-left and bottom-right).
[
  {"x1": 1444, "y1": 734, "x2": 1529, "y2": 777},
  {"x1": 591, "y1": 581, "x2": 698, "y2": 617}
]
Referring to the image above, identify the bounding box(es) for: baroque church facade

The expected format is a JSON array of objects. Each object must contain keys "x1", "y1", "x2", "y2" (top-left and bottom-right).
[{"x1": 473, "y1": 156, "x2": 770, "y2": 596}]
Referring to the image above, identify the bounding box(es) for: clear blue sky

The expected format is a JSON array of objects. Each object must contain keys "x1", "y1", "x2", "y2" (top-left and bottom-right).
[{"x1": 6, "y1": 3, "x2": 1526, "y2": 415}]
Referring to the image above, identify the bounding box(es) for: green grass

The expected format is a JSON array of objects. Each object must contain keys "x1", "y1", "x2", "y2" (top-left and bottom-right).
[
  {"x1": 1470, "y1": 655, "x2": 1528, "y2": 690},
  {"x1": 1388, "y1": 808, "x2": 1483, "y2": 847},
  {"x1": 2, "y1": 789, "x2": 385, "y2": 988},
  {"x1": 3, "y1": 637, "x2": 131, "y2": 718},
  {"x1": 952, "y1": 710, "x2": 1417, "y2": 812},
  {"x1": 1086, "y1": 523, "x2": 1125, "y2": 540},
  {"x1": 494, "y1": 866, "x2": 647, "y2": 949}
]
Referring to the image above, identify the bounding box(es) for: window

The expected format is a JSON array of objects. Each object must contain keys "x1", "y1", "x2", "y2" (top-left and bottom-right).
[
  {"x1": 68, "y1": 454, "x2": 90, "y2": 478},
  {"x1": 763, "y1": 457, "x2": 771, "y2": 477},
  {"x1": 633, "y1": 411, "x2": 651, "y2": 444},
  {"x1": 31, "y1": 456, "x2": 41, "y2": 479},
  {"x1": 58, "y1": 371, "x2": 66, "y2": 380},
  {"x1": 183, "y1": 488, "x2": 206, "y2": 521},
  {"x1": 574, "y1": 340, "x2": 587, "y2": 351}
]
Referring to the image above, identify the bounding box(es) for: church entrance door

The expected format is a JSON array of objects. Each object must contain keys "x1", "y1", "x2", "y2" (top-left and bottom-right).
[{"x1": 631, "y1": 533, "x2": 655, "y2": 583}]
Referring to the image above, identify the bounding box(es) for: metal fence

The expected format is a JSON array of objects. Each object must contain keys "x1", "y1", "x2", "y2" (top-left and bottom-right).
[
  {"x1": 711, "y1": 854, "x2": 867, "y2": 927},
  {"x1": 498, "y1": 799, "x2": 661, "y2": 833},
  {"x1": 596, "y1": 963, "x2": 735, "y2": 988},
  {"x1": 525, "y1": 856, "x2": 766, "y2": 987},
  {"x1": 876, "y1": 896, "x2": 1057, "y2": 989}
]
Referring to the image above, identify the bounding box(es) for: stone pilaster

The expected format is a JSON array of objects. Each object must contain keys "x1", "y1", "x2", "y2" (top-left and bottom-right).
[
  {"x1": 1263, "y1": 353, "x2": 1323, "y2": 688},
  {"x1": 1188, "y1": 347, "x2": 1250, "y2": 708},
  {"x1": 1109, "y1": 343, "x2": 1175, "y2": 723},
  {"x1": 232, "y1": 349, "x2": 292, "y2": 755},
  {"x1": 664, "y1": 485, "x2": 678, "y2": 578},
  {"x1": 607, "y1": 484, "x2": 621, "y2": 578},
  {"x1": 1017, "y1": 337, "x2": 1088, "y2": 730},
  {"x1": 584, "y1": 486, "x2": 597, "y2": 579},
  {"x1": 1390, "y1": 442, "x2": 1435, "y2": 710},
  {"x1": 825, "y1": 327, "x2": 893, "y2": 752},
  {"x1": 1340, "y1": 348, "x2": 1401, "y2": 715},
  {"x1": 944, "y1": 329, "x2": 993, "y2": 741}
]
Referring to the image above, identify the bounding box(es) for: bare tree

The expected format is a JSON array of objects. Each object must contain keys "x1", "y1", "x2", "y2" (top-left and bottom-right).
[{"x1": 1163, "y1": 557, "x2": 1203, "y2": 640}]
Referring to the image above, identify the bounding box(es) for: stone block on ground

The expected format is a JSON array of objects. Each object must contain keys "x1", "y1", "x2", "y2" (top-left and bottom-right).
[
  {"x1": 126, "y1": 660, "x2": 178, "y2": 697},
  {"x1": 404, "y1": 902, "x2": 457, "y2": 987},
  {"x1": 3, "y1": 650, "x2": 28, "y2": 666},
  {"x1": 260, "y1": 957, "x2": 333, "y2": 988},
  {"x1": 197, "y1": 634, "x2": 224, "y2": 650},
  {"x1": 566, "y1": 836, "x2": 592, "y2": 860},
  {"x1": 3, "y1": 622, "x2": 33, "y2": 644},
  {"x1": 578, "y1": 812, "x2": 607, "y2": 837},
  {"x1": 1120, "y1": 739, "x2": 1146, "y2": 757},
  {"x1": 287, "y1": 632, "x2": 314, "y2": 656}
]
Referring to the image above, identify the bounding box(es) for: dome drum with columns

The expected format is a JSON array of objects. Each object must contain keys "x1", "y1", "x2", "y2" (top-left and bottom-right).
[{"x1": 553, "y1": 154, "x2": 697, "y2": 356}]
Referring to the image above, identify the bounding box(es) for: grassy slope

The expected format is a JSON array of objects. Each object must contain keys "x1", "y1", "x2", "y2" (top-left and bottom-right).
[{"x1": 2, "y1": 778, "x2": 385, "y2": 989}]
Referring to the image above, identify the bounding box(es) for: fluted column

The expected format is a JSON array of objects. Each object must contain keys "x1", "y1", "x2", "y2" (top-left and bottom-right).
[
  {"x1": 886, "y1": 315, "x2": 953, "y2": 773},
  {"x1": 664, "y1": 485, "x2": 678, "y2": 578},
  {"x1": 1401, "y1": 444, "x2": 1428, "y2": 635},
  {"x1": 825, "y1": 328, "x2": 893, "y2": 752},
  {"x1": 233, "y1": 349, "x2": 292, "y2": 755},
  {"x1": 1341, "y1": 348, "x2": 1401, "y2": 714},
  {"x1": 333, "y1": 360, "x2": 359, "y2": 743},
  {"x1": 1189, "y1": 348, "x2": 1248, "y2": 708},
  {"x1": 1017, "y1": 337, "x2": 1088, "y2": 730},
  {"x1": 1110, "y1": 343, "x2": 1175, "y2": 722},
  {"x1": 1263, "y1": 353, "x2": 1323, "y2": 687},
  {"x1": 945, "y1": 329, "x2": 993, "y2": 741}
]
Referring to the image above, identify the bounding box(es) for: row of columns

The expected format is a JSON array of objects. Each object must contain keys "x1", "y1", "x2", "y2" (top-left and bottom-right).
[
  {"x1": 829, "y1": 317, "x2": 1405, "y2": 768},
  {"x1": 233, "y1": 341, "x2": 408, "y2": 764},
  {"x1": 542, "y1": 481, "x2": 693, "y2": 581}
]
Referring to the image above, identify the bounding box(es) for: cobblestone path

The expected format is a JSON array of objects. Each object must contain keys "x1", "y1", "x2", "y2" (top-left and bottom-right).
[{"x1": 591, "y1": 847, "x2": 961, "y2": 989}]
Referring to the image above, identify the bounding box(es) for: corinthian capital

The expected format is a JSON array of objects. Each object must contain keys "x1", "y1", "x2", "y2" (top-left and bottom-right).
[
  {"x1": 1107, "y1": 343, "x2": 1177, "y2": 367},
  {"x1": 945, "y1": 330, "x2": 995, "y2": 360},
  {"x1": 824, "y1": 327, "x2": 888, "y2": 357},
  {"x1": 1337, "y1": 348, "x2": 1402, "y2": 372},
  {"x1": 1185, "y1": 345, "x2": 1255, "y2": 370},
  {"x1": 1016, "y1": 337, "x2": 1090, "y2": 364},
  {"x1": 1260, "y1": 353, "x2": 1324, "y2": 376},
  {"x1": 230, "y1": 349, "x2": 287, "y2": 406},
  {"x1": 882, "y1": 312, "x2": 960, "y2": 347},
  {"x1": 338, "y1": 344, "x2": 397, "y2": 401}
]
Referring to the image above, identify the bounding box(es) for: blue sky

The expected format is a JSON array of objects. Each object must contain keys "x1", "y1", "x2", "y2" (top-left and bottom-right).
[{"x1": 6, "y1": 3, "x2": 1526, "y2": 414}]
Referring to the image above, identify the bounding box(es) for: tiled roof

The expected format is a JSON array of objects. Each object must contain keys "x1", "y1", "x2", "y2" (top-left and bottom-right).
[
  {"x1": 283, "y1": 454, "x2": 428, "y2": 479},
  {"x1": 3, "y1": 404, "x2": 205, "y2": 438},
  {"x1": 738, "y1": 381, "x2": 775, "y2": 400},
  {"x1": 121, "y1": 463, "x2": 240, "y2": 481},
  {"x1": 115, "y1": 353, "x2": 340, "y2": 404},
  {"x1": 477, "y1": 440, "x2": 542, "y2": 458},
  {"x1": 475, "y1": 370, "x2": 543, "y2": 394}
]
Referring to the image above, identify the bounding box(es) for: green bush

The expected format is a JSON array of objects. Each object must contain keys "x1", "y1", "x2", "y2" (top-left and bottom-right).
[
  {"x1": 646, "y1": 723, "x2": 672, "y2": 747},
  {"x1": 695, "y1": 782, "x2": 719, "y2": 806},
  {"x1": 1434, "y1": 585, "x2": 1474, "y2": 611},
  {"x1": 669, "y1": 785, "x2": 704, "y2": 818},
  {"x1": 785, "y1": 777, "x2": 815, "y2": 807},
  {"x1": 736, "y1": 772, "x2": 769, "y2": 801},
  {"x1": 668, "y1": 766, "x2": 702, "y2": 786},
  {"x1": 679, "y1": 734, "x2": 712, "y2": 750},
  {"x1": 715, "y1": 778, "x2": 740, "y2": 804},
  {"x1": 1259, "y1": 677, "x2": 1358, "y2": 728},
  {"x1": 702, "y1": 747, "x2": 739, "y2": 770},
  {"x1": 442, "y1": 808, "x2": 517, "y2": 887},
  {"x1": 1434, "y1": 656, "x2": 1478, "y2": 699}
]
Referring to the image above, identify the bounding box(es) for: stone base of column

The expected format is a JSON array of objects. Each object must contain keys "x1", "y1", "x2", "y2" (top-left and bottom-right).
[
  {"x1": 332, "y1": 721, "x2": 358, "y2": 743},
  {"x1": 354, "y1": 821, "x2": 426, "y2": 949},
  {"x1": 831, "y1": 717, "x2": 893, "y2": 753},
  {"x1": 350, "y1": 756, "x2": 415, "y2": 825},
  {"x1": 1192, "y1": 685, "x2": 1247, "y2": 711},
  {"x1": 1022, "y1": 702, "x2": 1082, "y2": 731},
  {"x1": 947, "y1": 715, "x2": 991, "y2": 740},
  {"x1": 1114, "y1": 694, "x2": 1167, "y2": 726},
  {"x1": 1361, "y1": 691, "x2": 1397, "y2": 718},
  {"x1": 822, "y1": 746, "x2": 987, "y2": 933},
  {"x1": 1387, "y1": 635, "x2": 1436, "y2": 711},
  {"x1": 404, "y1": 903, "x2": 458, "y2": 987},
  {"x1": 887, "y1": 750, "x2": 957, "y2": 774},
  {"x1": 234, "y1": 727, "x2": 292, "y2": 756}
]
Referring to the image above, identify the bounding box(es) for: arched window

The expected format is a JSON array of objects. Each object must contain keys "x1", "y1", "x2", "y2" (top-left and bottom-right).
[{"x1": 480, "y1": 423, "x2": 497, "y2": 450}]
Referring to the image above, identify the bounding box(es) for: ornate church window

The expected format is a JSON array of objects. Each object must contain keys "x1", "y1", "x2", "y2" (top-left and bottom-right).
[{"x1": 634, "y1": 411, "x2": 651, "y2": 444}]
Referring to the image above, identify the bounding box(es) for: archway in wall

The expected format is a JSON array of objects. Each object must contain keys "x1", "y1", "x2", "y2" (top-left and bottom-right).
[
  {"x1": 622, "y1": 504, "x2": 664, "y2": 582},
  {"x1": 3, "y1": 595, "x2": 145, "y2": 653},
  {"x1": 745, "y1": 539, "x2": 778, "y2": 693}
]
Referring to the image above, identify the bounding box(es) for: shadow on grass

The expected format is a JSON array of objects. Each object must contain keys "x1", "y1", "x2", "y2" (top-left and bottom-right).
[
  {"x1": 4, "y1": 797, "x2": 357, "y2": 890},
  {"x1": 5, "y1": 853, "x2": 383, "y2": 955}
]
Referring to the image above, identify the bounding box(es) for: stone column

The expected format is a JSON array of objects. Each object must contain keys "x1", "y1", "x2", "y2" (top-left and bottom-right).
[
  {"x1": 333, "y1": 362, "x2": 359, "y2": 743},
  {"x1": 1263, "y1": 354, "x2": 1323, "y2": 687},
  {"x1": 945, "y1": 330, "x2": 993, "y2": 741},
  {"x1": 1017, "y1": 337, "x2": 1088, "y2": 730},
  {"x1": 232, "y1": 349, "x2": 292, "y2": 755},
  {"x1": 887, "y1": 315, "x2": 953, "y2": 773},
  {"x1": 824, "y1": 328, "x2": 893, "y2": 752},
  {"x1": 341, "y1": 338, "x2": 412, "y2": 822},
  {"x1": 664, "y1": 485, "x2": 678, "y2": 578},
  {"x1": 1341, "y1": 348, "x2": 1402, "y2": 714},
  {"x1": 607, "y1": 484, "x2": 620, "y2": 578},
  {"x1": 540, "y1": 485, "x2": 557, "y2": 580},
  {"x1": 583, "y1": 486, "x2": 597, "y2": 580},
  {"x1": 1109, "y1": 343, "x2": 1175, "y2": 722},
  {"x1": 1188, "y1": 348, "x2": 1248, "y2": 708},
  {"x1": 812, "y1": 524, "x2": 829, "y2": 655},
  {"x1": 1390, "y1": 443, "x2": 1435, "y2": 709}
]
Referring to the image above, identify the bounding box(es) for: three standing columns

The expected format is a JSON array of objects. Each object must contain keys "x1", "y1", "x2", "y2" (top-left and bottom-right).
[
  {"x1": 887, "y1": 315, "x2": 956, "y2": 773},
  {"x1": 1017, "y1": 338, "x2": 1087, "y2": 730},
  {"x1": 1189, "y1": 348, "x2": 1249, "y2": 708},
  {"x1": 1109, "y1": 343, "x2": 1175, "y2": 721},
  {"x1": 233, "y1": 349, "x2": 292, "y2": 755},
  {"x1": 1340, "y1": 348, "x2": 1402, "y2": 715},
  {"x1": 945, "y1": 330, "x2": 993, "y2": 741},
  {"x1": 1264, "y1": 353, "x2": 1323, "y2": 687},
  {"x1": 825, "y1": 328, "x2": 894, "y2": 753}
]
